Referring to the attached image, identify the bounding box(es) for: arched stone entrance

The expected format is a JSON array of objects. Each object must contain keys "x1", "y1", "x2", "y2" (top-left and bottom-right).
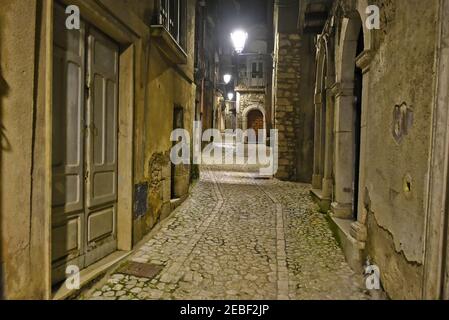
[
  {"x1": 247, "y1": 109, "x2": 264, "y2": 136},
  {"x1": 242, "y1": 105, "x2": 266, "y2": 143},
  {"x1": 311, "y1": 35, "x2": 336, "y2": 212},
  {"x1": 331, "y1": 13, "x2": 365, "y2": 220}
]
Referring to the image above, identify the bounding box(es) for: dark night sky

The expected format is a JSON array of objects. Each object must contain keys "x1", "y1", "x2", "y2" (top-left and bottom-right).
[
  {"x1": 219, "y1": 0, "x2": 269, "y2": 31},
  {"x1": 239, "y1": 0, "x2": 268, "y2": 25}
]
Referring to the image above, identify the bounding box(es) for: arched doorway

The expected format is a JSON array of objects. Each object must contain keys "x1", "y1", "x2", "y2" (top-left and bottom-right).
[
  {"x1": 311, "y1": 37, "x2": 336, "y2": 211},
  {"x1": 332, "y1": 13, "x2": 366, "y2": 220},
  {"x1": 247, "y1": 109, "x2": 264, "y2": 137}
]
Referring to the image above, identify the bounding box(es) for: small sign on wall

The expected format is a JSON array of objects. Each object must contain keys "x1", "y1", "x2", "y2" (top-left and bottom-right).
[{"x1": 134, "y1": 183, "x2": 148, "y2": 219}]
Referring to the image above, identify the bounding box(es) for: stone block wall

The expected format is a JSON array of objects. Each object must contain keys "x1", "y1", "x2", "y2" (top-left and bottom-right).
[{"x1": 273, "y1": 33, "x2": 301, "y2": 180}]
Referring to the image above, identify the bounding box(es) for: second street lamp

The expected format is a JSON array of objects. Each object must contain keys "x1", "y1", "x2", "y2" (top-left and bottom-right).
[
  {"x1": 224, "y1": 74, "x2": 232, "y2": 84},
  {"x1": 230, "y1": 30, "x2": 248, "y2": 54}
]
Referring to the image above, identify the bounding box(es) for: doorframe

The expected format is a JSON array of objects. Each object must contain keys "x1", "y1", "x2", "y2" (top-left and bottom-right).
[
  {"x1": 422, "y1": 0, "x2": 449, "y2": 300},
  {"x1": 38, "y1": 0, "x2": 150, "y2": 298},
  {"x1": 331, "y1": 14, "x2": 365, "y2": 219}
]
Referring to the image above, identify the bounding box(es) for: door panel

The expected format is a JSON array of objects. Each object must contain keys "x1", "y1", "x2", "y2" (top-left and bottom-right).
[
  {"x1": 52, "y1": 16, "x2": 85, "y2": 214},
  {"x1": 52, "y1": 7, "x2": 119, "y2": 284},
  {"x1": 84, "y1": 28, "x2": 119, "y2": 266},
  {"x1": 52, "y1": 5, "x2": 86, "y2": 284},
  {"x1": 87, "y1": 207, "x2": 115, "y2": 242},
  {"x1": 52, "y1": 217, "x2": 81, "y2": 262},
  {"x1": 86, "y1": 29, "x2": 118, "y2": 209}
]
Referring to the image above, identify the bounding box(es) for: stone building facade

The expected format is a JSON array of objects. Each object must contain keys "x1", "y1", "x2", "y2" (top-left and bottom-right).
[
  {"x1": 234, "y1": 23, "x2": 273, "y2": 138},
  {"x1": 271, "y1": 0, "x2": 317, "y2": 182},
  {"x1": 194, "y1": 0, "x2": 220, "y2": 134},
  {"x1": 272, "y1": 33, "x2": 301, "y2": 180},
  {"x1": 0, "y1": 0, "x2": 197, "y2": 299},
  {"x1": 306, "y1": 0, "x2": 449, "y2": 299},
  {"x1": 3, "y1": 0, "x2": 449, "y2": 302},
  {"x1": 214, "y1": 1, "x2": 274, "y2": 139},
  {"x1": 236, "y1": 91, "x2": 266, "y2": 132}
]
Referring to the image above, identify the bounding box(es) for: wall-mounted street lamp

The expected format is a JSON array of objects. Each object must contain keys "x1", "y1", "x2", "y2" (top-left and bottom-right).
[
  {"x1": 227, "y1": 92, "x2": 234, "y2": 101},
  {"x1": 223, "y1": 74, "x2": 232, "y2": 84},
  {"x1": 230, "y1": 30, "x2": 248, "y2": 54}
]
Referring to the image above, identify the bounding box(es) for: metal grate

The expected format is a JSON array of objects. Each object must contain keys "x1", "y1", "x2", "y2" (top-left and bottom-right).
[{"x1": 117, "y1": 262, "x2": 164, "y2": 279}]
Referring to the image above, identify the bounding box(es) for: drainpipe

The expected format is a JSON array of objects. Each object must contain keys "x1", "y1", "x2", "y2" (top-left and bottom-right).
[
  {"x1": 200, "y1": 77, "x2": 205, "y2": 124},
  {"x1": 199, "y1": 1, "x2": 206, "y2": 129}
]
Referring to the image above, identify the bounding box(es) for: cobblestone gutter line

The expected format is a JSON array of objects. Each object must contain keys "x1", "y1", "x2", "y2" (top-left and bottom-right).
[
  {"x1": 248, "y1": 173, "x2": 290, "y2": 300},
  {"x1": 82, "y1": 162, "x2": 371, "y2": 300},
  {"x1": 155, "y1": 166, "x2": 225, "y2": 284}
]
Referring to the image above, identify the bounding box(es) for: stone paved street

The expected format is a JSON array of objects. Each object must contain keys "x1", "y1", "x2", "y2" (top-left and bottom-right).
[{"x1": 81, "y1": 162, "x2": 370, "y2": 300}]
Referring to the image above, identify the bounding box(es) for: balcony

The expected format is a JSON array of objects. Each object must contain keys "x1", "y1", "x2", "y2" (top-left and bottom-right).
[
  {"x1": 301, "y1": 0, "x2": 333, "y2": 34},
  {"x1": 150, "y1": 25, "x2": 188, "y2": 64},
  {"x1": 235, "y1": 71, "x2": 267, "y2": 91}
]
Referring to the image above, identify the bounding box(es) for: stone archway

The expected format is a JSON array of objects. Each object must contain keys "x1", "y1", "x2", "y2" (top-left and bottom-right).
[
  {"x1": 332, "y1": 10, "x2": 370, "y2": 220},
  {"x1": 242, "y1": 105, "x2": 266, "y2": 144},
  {"x1": 311, "y1": 34, "x2": 336, "y2": 212},
  {"x1": 247, "y1": 109, "x2": 264, "y2": 136}
]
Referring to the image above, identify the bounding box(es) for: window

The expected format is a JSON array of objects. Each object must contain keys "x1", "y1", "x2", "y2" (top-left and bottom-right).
[
  {"x1": 251, "y1": 61, "x2": 264, "y2": 79},
  {"x1": 156, "y1": 0, "x2": 187, "y2": 49}
]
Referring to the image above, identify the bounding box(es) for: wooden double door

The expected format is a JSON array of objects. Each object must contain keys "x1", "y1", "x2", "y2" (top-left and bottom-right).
[
  {"x1": 247, "y1": 109, "x2": 264, "y2": 137},
  {"x1": 52, "y1": 6, "x2": 119, "y2": 284}
]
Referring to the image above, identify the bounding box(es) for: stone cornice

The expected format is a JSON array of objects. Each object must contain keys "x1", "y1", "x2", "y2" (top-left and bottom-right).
[
  {"x1": 331, "y1": 82, "x2": 354, "y2": 97},
  {"x1": 356, "y1": 50, "x2": 374, "y2": 74},
  {"x1": 235, "y1": 87, "x2": 266, "y2": 93}
]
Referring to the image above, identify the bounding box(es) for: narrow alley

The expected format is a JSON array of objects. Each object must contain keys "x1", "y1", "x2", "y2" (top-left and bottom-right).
[
  {"x1": 3, "y1": 0, "x2": 449, "y2": 304},
  {"x1": 82, "y1": 155, "x2": 368, "y2": 300}
]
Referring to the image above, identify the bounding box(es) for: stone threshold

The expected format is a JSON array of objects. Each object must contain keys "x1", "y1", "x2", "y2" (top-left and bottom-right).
[
  {"x1": 310, "y1": 188, "x2": 331, "y2": 213},
  {"x1": 53, "y1": 250, "x2": 132, "y2": 300},
  {"x1": 326, "y1": 214, "x2": 365, "y2": 274}
]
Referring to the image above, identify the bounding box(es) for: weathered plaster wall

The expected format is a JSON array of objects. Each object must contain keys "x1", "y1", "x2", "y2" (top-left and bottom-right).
[
  {"x1": 330, "y1": 0, "x2": 439, "y2": 299},
  {"x1": 364, "y1": 0, "x2": 438, "y2": 299},
  {"x1": 0, "y1": 0, "x2": 49, "y2": 299},
  {"x1": 132, "y1": 1, "x2": 196, "y2": 244},
  {"x1": 122, "y1": 0, "x2": 155, "y2": 23}
]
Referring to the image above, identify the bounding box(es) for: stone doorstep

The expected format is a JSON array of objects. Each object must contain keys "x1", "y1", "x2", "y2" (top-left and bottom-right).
[
  {"x1": 52, "y1": 250, "x2": 132, "y2": 300},
  {"x1": 327, "y1": 214, "x2": 365, "y2": 274},
  {"x1": 310, "y1": 188, "x2": 331, "y2": 213}
]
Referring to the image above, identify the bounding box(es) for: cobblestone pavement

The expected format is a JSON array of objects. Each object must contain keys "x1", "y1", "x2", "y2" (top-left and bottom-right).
[{"x1": 82, "y1": 161, "x2": 370, "y2": 300}]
